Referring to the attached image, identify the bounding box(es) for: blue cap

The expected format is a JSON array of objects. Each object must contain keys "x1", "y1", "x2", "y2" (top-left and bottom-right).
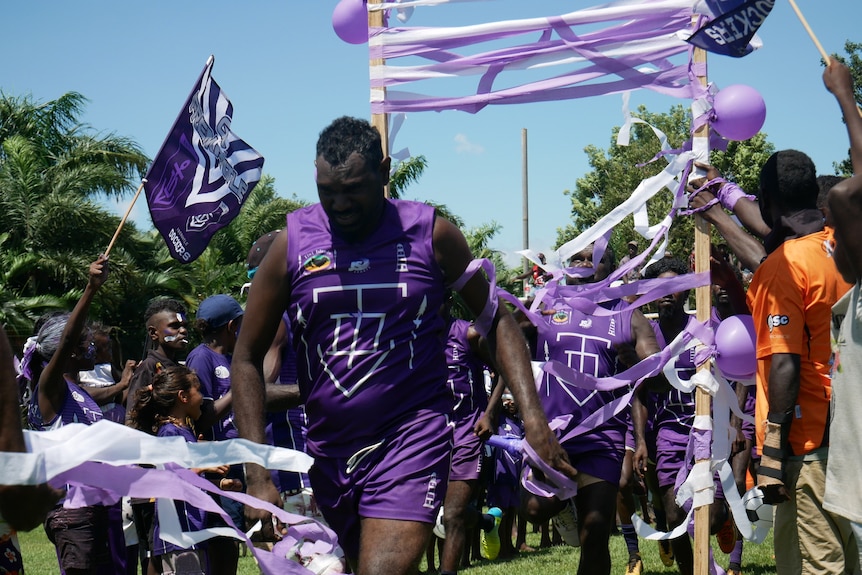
[{"x1": 196, "y1": 295, "x2": 243, "y2": 329}]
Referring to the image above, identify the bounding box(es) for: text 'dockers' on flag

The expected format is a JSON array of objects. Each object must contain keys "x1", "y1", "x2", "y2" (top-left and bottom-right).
[
  {"x1": 686, "y1": 0, "x2": 775, "y2": 58},
  {"x1": 144, "y1": 55, "x2": 264, "y2": 263}
]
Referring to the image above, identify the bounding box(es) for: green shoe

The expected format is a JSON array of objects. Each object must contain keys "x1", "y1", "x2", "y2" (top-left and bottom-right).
[{"x1": 480, "y1": 507, "x2": 503, "y2": 560}]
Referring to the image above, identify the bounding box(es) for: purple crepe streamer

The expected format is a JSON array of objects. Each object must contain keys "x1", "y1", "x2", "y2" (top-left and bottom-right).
[
  {"x1": 51, "y1": 462, "x2": 340, "y2": 575},
  {"x1": 370, "y1": 3, "x2": 699, "y2": 113},
  {"x1": 520, "y1": 433, "x2": 578, "y2": 500}
]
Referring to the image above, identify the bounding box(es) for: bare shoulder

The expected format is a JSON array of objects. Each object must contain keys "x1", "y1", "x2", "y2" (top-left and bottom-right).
[{"x1": 432, "y1": 215, "x2": 471, "y2": 285}]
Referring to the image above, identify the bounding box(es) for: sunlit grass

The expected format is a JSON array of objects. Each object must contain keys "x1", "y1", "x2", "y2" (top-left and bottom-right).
[{"x1": 18, "y1": 521, "x2": 777, "y2": 574}]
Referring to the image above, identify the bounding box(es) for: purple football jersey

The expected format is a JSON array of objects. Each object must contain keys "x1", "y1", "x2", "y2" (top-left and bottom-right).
[
  {"x1": 152, "y1": 423, "x2": 208, "y2": 556},
  {"x1": 651, "y1": 318, "x2": 697, "y2": 436},
  {"x1": 186, "y1": 344, "x2": 236, "y2": 440},
  {"x1": 268, "y1": 313, "x2": 310, "y2": 492},
  {"x1": 445, "y1": 318, "x2": 488, "y2": 418},
  {"x1": 286, "y1": 200, "x2": 449, "y2": 458},
  {"x1": 534, "y1": 299, "x2": 633, "y2": 455},
  {"x1": 28, "y1": 377, "x2": 103, "y2": 430}
]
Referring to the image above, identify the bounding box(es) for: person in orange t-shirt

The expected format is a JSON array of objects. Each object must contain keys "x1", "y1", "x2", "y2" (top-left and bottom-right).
[{"x1": 746, "y1": 149, "x2": 855, "y2": 575}]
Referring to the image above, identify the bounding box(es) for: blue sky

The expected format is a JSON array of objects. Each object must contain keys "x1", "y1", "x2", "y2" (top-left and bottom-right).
[{"x1": 3, "y1": 1, "x2": 860, "y2": 266}]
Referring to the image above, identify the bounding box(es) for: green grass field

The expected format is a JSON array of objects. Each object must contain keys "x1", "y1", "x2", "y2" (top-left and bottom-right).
[{"x1": 18, "y1": 524, "x2": 778, "y2": 574}]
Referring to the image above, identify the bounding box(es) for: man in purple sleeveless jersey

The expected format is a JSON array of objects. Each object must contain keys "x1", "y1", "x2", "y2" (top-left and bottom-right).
[
  {"x1": 520, "y1": 243, "x2": 661, "y2": 575},
  {"x1": 438, "y1": 310, "x2": 501, "y2": 572},
  {"x1": 231, "y1": 116, "x2": 574, "y2": 575},
  {"x1": 634, "y1": 256, "x2": 742, "y2": 575}
]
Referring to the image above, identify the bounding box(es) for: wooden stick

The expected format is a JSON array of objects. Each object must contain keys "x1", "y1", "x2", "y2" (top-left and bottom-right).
[
  {"x1": 368, "y1": 0, "x2": 391, "y2": 198},
  {"x1": 788, "y1": 0, "x2": 862, "y2": 118},
  {"x1": 104, "y1": 180, "x2": 145, "y2": 257},
  {"x1": 691, "y1": 17, "x2": 711, "y2": 575},
  {"x1": 787, "y1": 0, "x2": 830, "y2": 65}
]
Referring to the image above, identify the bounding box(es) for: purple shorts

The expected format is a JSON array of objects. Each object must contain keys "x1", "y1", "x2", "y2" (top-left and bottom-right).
[
  {"x1": 308, "y1": 411, "x2": 452, "y2": 560},
  {"x1": 656, "y1": 428, "x2": 724, "y2": 499},
  {"x1": 561, "y1": 422, "x2": 626, "y2": 485},
  {"x1": 735, "y1": 382, "x2": 756, "y2": 442},
  {"x1": 625, "y1": 421, "x2": 635, "y2": 452},
  {"x1": 450, "y1": 410, "x2": 483, "y2": 482},
  {"x1": 486, "y1": 449, "x2": 521, "y2": 509},
  {"x1": 565, "y1": 443, "x2": 625, "y2": 486}
]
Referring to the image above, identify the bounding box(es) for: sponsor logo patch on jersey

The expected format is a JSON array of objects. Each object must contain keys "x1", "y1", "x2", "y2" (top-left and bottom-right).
[
  {"x1": 348, "y1": 258, "x2": 371, "y2": 273},
  {"x1": 301, "y1": 250, "x2": 334, "y2": 274},
  {"x1": 766, "y1": 314, "x2": 789, "y2": 332},
  {"x1": 551, "y1": 310, "x2": 570, "y2": 325}
]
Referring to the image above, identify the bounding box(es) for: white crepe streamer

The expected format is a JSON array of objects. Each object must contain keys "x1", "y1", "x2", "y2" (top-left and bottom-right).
[{"x1": 1, "y1": 420, "x2": 313, "y2": 486}]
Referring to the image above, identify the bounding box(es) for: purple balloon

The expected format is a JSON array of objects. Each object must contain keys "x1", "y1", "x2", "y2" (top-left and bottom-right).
[
  {"x1": 715, "y1": 314, "x2": 756, "y2": 380},
  {"x1": 712, "y1": 84, "x2": 767, "y2": 141},
  {"x1": 332, "y1": 0, "x2": 368, "y2": 45}
]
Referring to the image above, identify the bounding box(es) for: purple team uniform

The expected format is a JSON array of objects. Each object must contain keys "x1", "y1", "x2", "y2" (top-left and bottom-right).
[
  {"x1": 29, "y1": 378, "x2": 103, "y2": 431},
  {"x1": 185, "y1": 344, "x2": 244, "y2": 531},
  {"x1": 486, "y1": 414, "x2": 524, "y2": 510},
  {"x1": 651, "y1": 317, "x2": 725, "y2": 498},
  {"x1": 534, "y1": 299, "x2": 634, "y2": 485},
  {"x1": 267, "y1": 315, "x2": 311, "y2": 494},
  {"x1": 445, "y1": 318, "x2": 488, "y2": 482},
  {"x1": 29, "y1": 379, "x2": 117, "y2": 573},
  {"x1": 152, "y1": 423, "x2": 208, "y2": 564},
  {"x1": 285, "y1": 200, "x2": 453, "y2": 557},
  {"x1": 185, "y1": 344, "x2": 236, "y2": 441}
]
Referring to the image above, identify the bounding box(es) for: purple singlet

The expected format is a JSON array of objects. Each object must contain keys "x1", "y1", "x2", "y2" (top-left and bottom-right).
[
  {"x1": 651, "y1": 318, "x2": 697, "y2": 436},
  {"x1": 444, "y1": 318, "x2": 488, "y2": 417},
  {"x1": 186, "y1": 344, "x2": 236, "y2": 441},
  {"x1": 286, "y1": 200, "x2": 449, "y2": 458},
  {"x1": 28, "y1": 377, "x2": 103, "y2": 430},
  {"x1": 152, "y1": 423, "x2": 208, "y2": 556},
  {"x1": 534, "y1": 299, "x2": 633, "y2": 457}
]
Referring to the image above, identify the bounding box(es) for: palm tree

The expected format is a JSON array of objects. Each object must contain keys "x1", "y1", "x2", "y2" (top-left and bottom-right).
[
  {"x1": 0, "y1": 91, "x2": 150, "y2": 341},
  {"x1": 389, "y1": 155, "x2": 427, "y2": 199},
  {"x1": 0, "y1": 92, "x2": 149, "y2": 259}
]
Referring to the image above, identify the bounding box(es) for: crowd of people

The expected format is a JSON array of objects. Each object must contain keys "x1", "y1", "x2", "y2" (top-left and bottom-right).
[{"x1": 1, "y1": 60, "x2": 861, "y2": 575}]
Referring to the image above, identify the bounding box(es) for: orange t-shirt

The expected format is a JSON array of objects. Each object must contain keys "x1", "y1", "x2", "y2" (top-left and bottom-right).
[{"x1": 747, "y1": 228, "x2": 851, "y2": 456}]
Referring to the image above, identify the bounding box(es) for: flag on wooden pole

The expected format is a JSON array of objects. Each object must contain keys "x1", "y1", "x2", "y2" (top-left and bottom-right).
[
  {"x1": 686, "y1": 0, "x2": 774, "y2": 57},
  {"x1": 144, "y1": 55, "x2": 264, "y2": 263}
]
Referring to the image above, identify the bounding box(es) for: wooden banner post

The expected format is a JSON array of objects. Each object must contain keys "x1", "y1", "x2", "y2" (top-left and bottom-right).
[
  {"x1": 691, "y1": 37, "x2": 712, "y2": 575},
  {"x1": 368, "y1": 0, "x2": 390, "y2": 198}
]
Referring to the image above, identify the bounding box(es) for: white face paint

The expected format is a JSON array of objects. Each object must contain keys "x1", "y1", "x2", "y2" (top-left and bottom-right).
[{"x1": 164, "y1": 335, "x2": 179, "y2": 342}]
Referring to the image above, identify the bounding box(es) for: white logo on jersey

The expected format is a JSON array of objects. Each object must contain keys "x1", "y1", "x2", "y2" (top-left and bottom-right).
[
  {"x1": 543, "y1": 331, "x2": 613, "y2": 406},
  {"x1": 348, "y1": 258, "x2": 371, "y2": 273},
  {"x1": 767, "y1": 314, "x2": 789, "y2": 332},
  {"x1": 214, "y1": 366, "x2": 230, "y2": 379},
  {"x1": 312, "y1": 282, "x2": 410, "y2": 397}
]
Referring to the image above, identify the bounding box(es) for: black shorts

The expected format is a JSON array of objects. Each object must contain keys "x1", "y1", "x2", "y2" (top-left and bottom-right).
[{"x1": 45, "y1": 504, "x2": 110, "y2": 571}]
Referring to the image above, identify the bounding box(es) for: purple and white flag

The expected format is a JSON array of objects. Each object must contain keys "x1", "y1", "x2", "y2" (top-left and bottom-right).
[
  {"x1": 686, "y1": 0, "x2": 774, "y2": 57},
  {"x1": 144, "y1": 55, "x2": 264, "y2": 263}
]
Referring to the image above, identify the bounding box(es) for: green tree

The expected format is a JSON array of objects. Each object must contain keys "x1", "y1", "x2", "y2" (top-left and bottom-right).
[
  {"x1": 556, "y1": 104, "x2": 775, "y2": 263},
  {"x1": 831, "y1": 41, "x2": 862, "y2": 176},
  {"x1": 388, "y1": 155, "x2": 428, "y2": 199},
  {"x1": 0, "y1": 91, "x2": 152, "y2": 341},
  {"x1": 186, "y1": 174, "x2": 309, "y2": 304}
]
